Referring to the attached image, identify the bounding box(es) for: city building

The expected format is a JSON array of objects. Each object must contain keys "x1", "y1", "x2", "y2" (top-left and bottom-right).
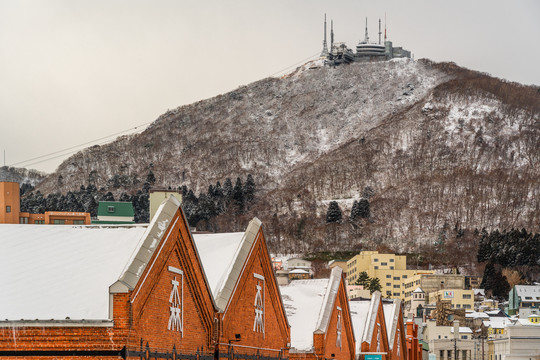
[
  {"x1": 192, "y1": 218, "x2": 290, "y2": 359},
  {"x1": 508, "y1": 284, "x2": 540, "y2": 317},
  {"x1": 0, "y1": 181, "x2": 91, "y2": 225},
  {"x1": 149, "y1": 189, "x2": 182, "y2": 220},
  {"x1": 489, "y1": 317, "x2": 540, "y2": 360},
  {"x1": 280, "y1": 267, "x2": 355, "y2": 360},
  {"x1": 428, "y1": 290, "x2": 475, "y2": 311},
  {"x1": 424, "y1": 320, "x2": 476, "y2": 360},
  {"x1": 92, "y1": 201, "x2": 135, "y2": 224},
  {"x1": 346, "y1": 251, "x2": 433, "y2": 301},
  {"x1": 404, "y1": 274, "x2": 466, "y2": 307}
]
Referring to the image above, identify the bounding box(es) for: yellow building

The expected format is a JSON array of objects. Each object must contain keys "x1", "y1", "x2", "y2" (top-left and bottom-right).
[
  {"x1": 346, "y1": 251, "x2": 433, "y2": 300},
  {"x1": 403, "y1": 273, "x2": 467, "y2": 307},
  {"x1": 428, "y1": 289, "x2": 474, "y2": 310}
]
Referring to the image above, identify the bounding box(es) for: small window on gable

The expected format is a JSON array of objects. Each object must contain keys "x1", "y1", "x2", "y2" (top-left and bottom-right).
[{"x1": 108, "y1": 206, "x2": 115, "y2": 213}]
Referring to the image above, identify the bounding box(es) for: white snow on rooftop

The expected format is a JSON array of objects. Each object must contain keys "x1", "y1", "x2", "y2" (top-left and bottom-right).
[
  {"x1": 280, "y1": 279, "x2": 329, "y2": 351},
  {"x1": 451, "y1": 327, "x2": 473, "y2": 334},
  {"x1": 383, "y1": 302, "x2": 393, "y2": 333},
  {"x1": 192, "y1": 232, "x2": 244, "y2": 298},
  {"x1": 349, "y1": 300, "x2": 372, "y2": 353},
  {"x1": 515, "y1": 285, "x2": 540, "y2": 300},
  {"x1": 0, "y1": 224, "x2": 148, "y2": 321}
]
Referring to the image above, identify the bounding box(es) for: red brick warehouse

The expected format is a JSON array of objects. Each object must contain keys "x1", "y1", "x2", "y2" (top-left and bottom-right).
[
  {"x1": 280, "y1": 267, "x2": 356, "y2": 360},
  {"x1": 0, "y1": 196, "x2": 289, "y2": 360}
]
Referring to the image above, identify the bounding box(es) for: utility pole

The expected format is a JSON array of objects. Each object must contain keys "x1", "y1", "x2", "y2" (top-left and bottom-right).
[{"x1": 453, "y1": 320, "x2": 459, "y2": 360}]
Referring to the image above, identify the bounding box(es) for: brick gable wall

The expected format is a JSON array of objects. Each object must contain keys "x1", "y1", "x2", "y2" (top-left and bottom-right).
[
  {"x1": 361, "y1": 298, "x2": 390, "y2": 360},
  {"x1": 218, "y1": 228, "x2": 290, "y2": 360}
]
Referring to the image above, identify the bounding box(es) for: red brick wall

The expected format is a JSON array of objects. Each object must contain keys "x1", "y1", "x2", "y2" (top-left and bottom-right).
[
  {"x1": 387, "y1": 305, "x2": 407, "y2": 360},
  {"x1": 360, "y1": 297, "x2": 389, "y2": 360},
  {"x1": 127, "y1": 207, "x2": 217, "y2": 354},
  {"x1": 218, "y1": 229, "x2": 289, "y2": 359},
  {"x1": 0, "y1": 207, "x2": 217, "y2": 359}
]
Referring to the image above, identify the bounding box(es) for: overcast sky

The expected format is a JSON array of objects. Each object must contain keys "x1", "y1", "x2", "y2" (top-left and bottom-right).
[{"x1": 1, "y1": 0, "x2": 539, "y2": 174}]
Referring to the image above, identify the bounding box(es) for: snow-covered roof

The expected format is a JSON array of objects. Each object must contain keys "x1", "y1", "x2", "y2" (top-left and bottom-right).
[
  {"x1": 515, "y1": 318, "x2": 540, "y2": 326},
  {"x1": 474, "y1": 288, "x2": 485, "y2": 296},
  {"x1": 515, "y1": 285, "x2": 540, "y2": 301},
  {"x1": 0, "y1": 224, "x2": 148, "y2": 321},
  {"x1": 465, "y1": 311, "x2": 489, "y2": 319},
  {"x1": 192, "y1": 232, "x2": 244, "y2": 298},
  {"x1": 483, "y1": 317, "x2": 514, "y2": 329},
  {"x1": 280, "y1": 278, "x2": 330, "y2": 351},
  {"x1": 413, "y1": 287, "x2": 424, "y2": 293},
  {"x1": 0, "y1": 194, "x2": 183, "y2": 323},
  {"x1": 290, "y1": 269, "x2": 309, "y2": 274},
  {"x1": 315, "y1": 267, "x2": 343, "y2": 335},
  {"x1": 362, "y1": 291, "x2": 382, "y2": 345},
  {"x1": 383, "y1": 299, "x2": 401, "y2": 350},
  {"x1": 451, "y1": 327, "x2": 473, "y2": 334},
  {"x1": 193, "y1": 218, "x2": 263, "y2": 311},
  {"x1": 349, "y1": 299, "x2": 372, "y2": 354}
]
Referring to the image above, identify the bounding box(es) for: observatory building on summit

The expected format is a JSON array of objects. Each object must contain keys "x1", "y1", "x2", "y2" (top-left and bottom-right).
[{"x1": 320, "y1": 15, "x2": 411, "y2": 65}]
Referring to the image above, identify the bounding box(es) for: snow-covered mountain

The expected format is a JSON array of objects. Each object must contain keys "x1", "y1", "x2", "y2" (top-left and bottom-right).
[{"x1": 33, "y1": 58, "x2": 540, "y2": 249}]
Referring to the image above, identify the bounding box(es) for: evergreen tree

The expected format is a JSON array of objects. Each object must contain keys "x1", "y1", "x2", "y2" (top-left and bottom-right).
[
  {"x1": 368, "y1": 278, "x2": 382, "y2": 294},
  {"x1": 355, "y1": 271, "x2": 370, "y2": 288},
  {"x1": 223, "y1": 178, "x2": 233, "y2": 203},
  {"x1": 87, "y1": 196, "x2": 98, "y2": 217},
  {"x1": 350, "y1": 200, "x2": 360, "y2": 221},
  {"x1": 146, "y1": 170, "x2": 156, "y2": 185},
  {"x1": 358, "y1": 199, "x2": 370, "y2": 218},
  {"x1": 232, "y1": 177, "x2": 245, "y2": 214},
  {"x1": 326, "y1": 201, "x2": 342, "y2": 223},
  {"x1": 244, "y1": 174, "x2": 256, "y2": 203}
]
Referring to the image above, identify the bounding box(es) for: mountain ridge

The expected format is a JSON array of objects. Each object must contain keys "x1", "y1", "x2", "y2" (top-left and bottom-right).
[{"x1": 28, "y1": 58, "x2": 540, "y2": 252}]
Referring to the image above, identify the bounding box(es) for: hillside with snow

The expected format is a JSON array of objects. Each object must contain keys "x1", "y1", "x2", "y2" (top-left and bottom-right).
[{"x1": 32, "y1": 59, "x2": 540, "y2": 252}]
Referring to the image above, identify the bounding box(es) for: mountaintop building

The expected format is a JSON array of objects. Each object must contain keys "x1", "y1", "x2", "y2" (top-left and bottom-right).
[{"x1": 319, "y1": 14, "x2": 412, "y2": 66}]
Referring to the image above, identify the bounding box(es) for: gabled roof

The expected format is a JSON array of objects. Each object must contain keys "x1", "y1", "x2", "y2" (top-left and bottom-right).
[
  {"x1": 383, "y1": 299, "x2": 402, "y2": 350},
  {"x1": 192, "y1": 232, "x2": 244, "y2": 303},
  {"x1": 193, "y1": 218, "x2": 262, "y2": 311},
  {"x1": 315, "y1": 267, "x2": 343, "y2": 334},
  {"x1": 0, "y1": 223, "x2": 147, "y2": 321},
  {"x1": 349, "y1": 299, "x2": 372, "y2": 353},
  {"x1": 362, "y1": 291, "x2": 383, "y2": 344},
  {"x1": 515, "y1": 285, "x2": 540, "y2": 300},
  {"x1": 280, "y1": 278, "x2": 330, "y2": 351},
  {"x1": 112, "y1": 196, "x2": 180, "y2": 293}
]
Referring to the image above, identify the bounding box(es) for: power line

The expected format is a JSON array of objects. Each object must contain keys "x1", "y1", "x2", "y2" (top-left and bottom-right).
[
  {"x1": 9, "y1": 121, "x2": 153, "y2": 168},
  {"x1": 9, "y1": 53, "x2": 322, "y2": 170}
]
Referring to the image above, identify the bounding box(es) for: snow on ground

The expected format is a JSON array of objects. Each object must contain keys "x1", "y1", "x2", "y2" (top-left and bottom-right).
[
  {"x1": 0, "y1": 224, "x2": 148, "y2": 321},
  {"x1": 193, "y1": 232, "x2": 244, "y2": 298},
  {"x1": 280, "y1": 279, "x2": 329, "y2": 351}
]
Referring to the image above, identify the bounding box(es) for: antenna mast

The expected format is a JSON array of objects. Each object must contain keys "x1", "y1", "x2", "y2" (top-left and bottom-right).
[
  {"x1": 330, "y1": 20, "x2": 334, "y2": 51},
  {"x1": 364, "y1": 17, "x2": 369, "y2": 43},
  {"x1": 378, "y1": 18, "x2": 382, "y2": 44},
  {"x1": 321, "y1": 14, "x2": 328, "y2": 57},
  {"x1": 384, "y1": 13, "x2": 387, "y2": 41}
]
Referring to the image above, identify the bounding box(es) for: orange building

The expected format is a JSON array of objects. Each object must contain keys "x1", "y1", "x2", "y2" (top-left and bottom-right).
[
  {"x1": 0, "y1": 181, "x2": 20, "y2": 224},
  {"x1": 383, "y1": 300, "x2": 408, "y2": 360},
  {"x1": 0, "y1": 181, "x2": 91, "y2": 224},
  {"x1": 350, "y1": 292, "x2": 390, "y2": 360},
  {"x1": 280, "y1": 267, "x2": 356, "y2": 360},
  {"x1": 193, "y1": 219, "x2": 290, "y2": 360}
]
